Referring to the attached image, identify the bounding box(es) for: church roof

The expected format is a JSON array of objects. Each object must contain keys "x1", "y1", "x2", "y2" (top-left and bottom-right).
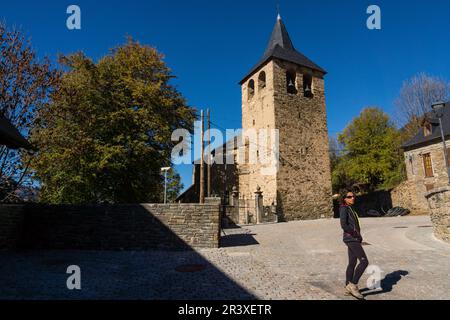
[
  {"x1": 239, "y1": 15, "x2": 326, "y2": 84},
  {"x1": 0, "y1": 115, "x2": 33, "y2": 150}
]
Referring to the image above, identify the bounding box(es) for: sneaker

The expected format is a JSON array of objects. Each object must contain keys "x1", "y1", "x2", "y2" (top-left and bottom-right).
[
  {"x1": 345, "y1": 283, "x2": 364, "y2": 300},
  {"x1": 344, "y1": 288, "x2": 351, "y2": 296}
]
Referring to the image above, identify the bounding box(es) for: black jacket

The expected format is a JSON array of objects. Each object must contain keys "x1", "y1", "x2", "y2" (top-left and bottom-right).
[{"x1": 339, "y1": 205, "x2": 362, "y2": 243}]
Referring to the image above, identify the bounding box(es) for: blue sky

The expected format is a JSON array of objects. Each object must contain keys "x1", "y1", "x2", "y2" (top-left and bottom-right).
[{"x1": 2, "y1": 0, "x2": 449, "y2": 191}]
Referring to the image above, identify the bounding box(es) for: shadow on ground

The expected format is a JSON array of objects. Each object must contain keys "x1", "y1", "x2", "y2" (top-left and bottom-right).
[
  {"x1": 0, "y1": 205, "x2": 257, "y2": 300},
  {"x1": 220, "y1": 225, "x2": 259, "y2": 248},
  {"x1": 0, "y1": 248, "x2": 258, "y2": 300},
  {"x1": 220, "y1": 233, "x2": 259, "y2": 247},
  {"x1": 361, "y1": 270, "x2": 409, "y2": 297}
]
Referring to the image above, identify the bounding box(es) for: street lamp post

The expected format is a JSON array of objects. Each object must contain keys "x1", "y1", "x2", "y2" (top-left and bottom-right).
[
  {"x1": 431, "y1": 102, "x2": 450, "y2": 185},
  {"x1": 161, "y1": 167, "x2": 171, "y2": 204}
]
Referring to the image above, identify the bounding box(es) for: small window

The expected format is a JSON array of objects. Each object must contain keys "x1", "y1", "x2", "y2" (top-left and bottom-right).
[
  {"x1": 248, "y1": 79, "x2": 255, "y2": 100},
  {"x1": 286, "y1": 70, "x2": 297, "y2": 94},
  {"x1": 303, "y1": 74, "x2": 313, "y2": 98},
  {"x1": 258, "y1": 71, "x2": 266, "y2": 90},
  {"x1": 423, "y1": 153, "x2": 433, "y2": 177},
  {"x1": 252, "y1": 119, "x2": 255, "y2": 126},
  {"x1": 245, "y1": 139, "x2": 250, "y2": 163},
  {"x1": 423, "y1": 122, "x2": 432, "y2": 136}
]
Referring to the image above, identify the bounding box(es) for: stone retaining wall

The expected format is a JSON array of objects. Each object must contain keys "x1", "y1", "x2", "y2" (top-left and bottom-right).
[
  {"x1": 425, "y1": 186, "x2": 450, "y2": 243},
  {"x1": 0, "y1": 198, "x2": 221, "y2": 251},
  {"x1": 391, "y1": 180, "x2": 431, "y2": 215},
  {"x1": 0, "y1": 205, "x2": 25, "y2": 250}
]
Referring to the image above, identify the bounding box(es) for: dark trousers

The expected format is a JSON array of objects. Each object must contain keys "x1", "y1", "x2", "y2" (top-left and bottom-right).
[{"x1": 345, "y1": 241, "x2": 369, "y2": 286}]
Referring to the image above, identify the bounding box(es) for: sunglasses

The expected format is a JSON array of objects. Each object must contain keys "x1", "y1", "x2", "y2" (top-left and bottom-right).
[{"x1": 345, "y1": 195, "x2": 355, "y2": 199}]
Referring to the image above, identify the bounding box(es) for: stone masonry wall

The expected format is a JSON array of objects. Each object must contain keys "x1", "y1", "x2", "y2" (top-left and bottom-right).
[
  {"x1": 0, "y1": 198, "x2": 221, "y2": 251},
  {"x1": 240, "y1": 60, "x2": 278, "y2": 205},
  {"x1": 240, "y1": 59, "x2": 333, "y2": 221},
  {"x1": 391, "y1": 180, "x2": 430, "y2": 215},
  {"x1": 425, "y1": 186, "x2": 450, "y2": 243},
  {"x1": 272, "y1": 59, "x2": 333, "y2": 220},
  {"x1": 400, "y1": 140, "x2": 450, "y2": 215},
  {"x1": 404, "y1": 141, "x2": 450, "y2": 194},
  {"x1": 0, "y1": 205, "x2": 25, "y2": 250}
]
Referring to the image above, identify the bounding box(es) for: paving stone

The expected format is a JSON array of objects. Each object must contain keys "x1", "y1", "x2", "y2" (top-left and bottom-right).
[{"x1": 0, "y1": 216, "x2": 448, "y2": 300}]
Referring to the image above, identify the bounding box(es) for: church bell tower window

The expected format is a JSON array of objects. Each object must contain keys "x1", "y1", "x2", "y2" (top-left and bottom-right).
[
  {"x1": 286, "y1": 70, "x2": 297, "y2": 94},
  {"x1": 303, "y1": 74, "x2": 313, "y2": 98},
  {"x1": 258, "y1": 71, "x2": 266, "y2": 90},
  {"x1": 248, "y1": 79, "x2": 255, "y2": 100}
]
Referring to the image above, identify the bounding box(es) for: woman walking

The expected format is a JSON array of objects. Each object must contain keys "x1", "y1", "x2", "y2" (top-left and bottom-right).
[{"x1": 340, "y1": 190, "x2": 369, "y2": 299}]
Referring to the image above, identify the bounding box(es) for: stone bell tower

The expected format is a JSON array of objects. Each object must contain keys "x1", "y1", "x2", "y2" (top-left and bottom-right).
[{"x1": 238, "y1": 15, "x2": 333, "y2": 220}]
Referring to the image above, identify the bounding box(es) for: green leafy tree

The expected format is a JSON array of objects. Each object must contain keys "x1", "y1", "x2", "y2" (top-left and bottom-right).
[
  {"x1": 332, "y1": 107, "x2": 405, "y2": 192},
  {"x1": 29, "y1": 38, "x2": 196, "y2": 204},
  {"x1": 164, "y1": 169, "x2": 183, "y2": 203}
]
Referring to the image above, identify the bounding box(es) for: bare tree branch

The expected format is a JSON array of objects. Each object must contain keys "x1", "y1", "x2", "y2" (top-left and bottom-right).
[{"x1": 394, "y1": 73, "x2": 449, "y2": 141}]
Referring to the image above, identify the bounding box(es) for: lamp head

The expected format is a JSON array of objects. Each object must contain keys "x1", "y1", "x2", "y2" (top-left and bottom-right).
[
  {"x1": 431, "y1": 101, "x2": 445, "y2": 111},
  {"x1": 432, "y1": 101, "x2": 445, "y2": 118}
]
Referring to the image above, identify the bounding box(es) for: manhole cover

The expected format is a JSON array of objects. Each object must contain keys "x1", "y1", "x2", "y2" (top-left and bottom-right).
[
  {"x1": 417, "y1": 225, "x2": 433, "y2": 228},
  {"x1": 175, "y1": 264, "x2": 207, "y2": 273},
  {"x1": 393, "y1": 226, "x2": 408, "y2": 229}
]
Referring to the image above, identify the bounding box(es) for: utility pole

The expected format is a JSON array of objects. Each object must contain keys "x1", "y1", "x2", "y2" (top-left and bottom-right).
[
  {"x1": 199, "y1": 110, "x2": 205, "y2": 203},
  {"x1": 164, "y1": 170, "x2": 167, "y2": 204},
  {"x1": 161, "y1": 167, "x2": 171, "y2": 204},
  {"x1": 207, "y1": 108, "x2": 211, "y2": 198},
  {"x1": 438, "y1": 116, "x2": 450, "y2": 184}
]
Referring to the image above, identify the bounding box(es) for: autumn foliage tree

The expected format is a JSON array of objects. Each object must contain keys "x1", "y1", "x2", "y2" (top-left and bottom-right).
[
  {"x1": 30, "y1": 39, "x2": 195, "y2": 204},
  {"x1": 0, "y1": 23, "x2": 59, "y2": 203}
]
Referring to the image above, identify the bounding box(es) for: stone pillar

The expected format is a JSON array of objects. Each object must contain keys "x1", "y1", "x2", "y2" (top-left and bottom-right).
[
  {"x1": 271, "y1": 200, "x2": 278, "y2": 223},
  {"x1": 255, "y1": 186, "x2": 263, "y2": 224},
  {"x1": 231, "y1": 186, "x2": 239, "y2": 207},
  {"x1": 425, "y1": 186, "x2": 450, "y2": 244},
  {"x1": 231, "y1": 186, "x2": 238, "y2": 223}
]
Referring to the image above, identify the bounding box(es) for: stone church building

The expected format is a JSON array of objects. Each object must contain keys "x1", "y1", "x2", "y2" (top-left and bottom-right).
[{"x1": 178, "y1": 15, "x2": 333, "y2": 221}]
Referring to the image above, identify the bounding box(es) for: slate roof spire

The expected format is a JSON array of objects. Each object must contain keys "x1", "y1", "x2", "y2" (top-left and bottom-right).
[
  {"x1": 264, "y1": 14, "x2": 295, "y2": 55},
  {"x1": 240, "y1": 15, "x2": 326, "y2": 84}
]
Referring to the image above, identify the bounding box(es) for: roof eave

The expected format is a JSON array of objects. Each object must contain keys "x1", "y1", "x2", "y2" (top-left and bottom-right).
[
  {"x1": 239, "y1": 56, "x2": 327, "y2": 85},
  {"x1": 402, "y1": 134, "x2": 450, "y2": 151}
]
